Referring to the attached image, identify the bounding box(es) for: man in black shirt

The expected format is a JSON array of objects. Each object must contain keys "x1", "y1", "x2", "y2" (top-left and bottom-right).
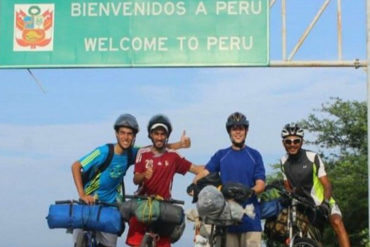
[{"x1": 280, "y1": 123, "x2": 350, "y2": 247}]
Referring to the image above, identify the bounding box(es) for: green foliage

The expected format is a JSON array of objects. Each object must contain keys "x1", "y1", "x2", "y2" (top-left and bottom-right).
[
  {"x1": 266, "y1": 97, "x2": 369, "y2": 246},
  {"x1": 299, "y1": 97, "x2": 368, "y2": 246},
  {"x1": 299, "y1": 97, "x2": 367, "y2": 156}
]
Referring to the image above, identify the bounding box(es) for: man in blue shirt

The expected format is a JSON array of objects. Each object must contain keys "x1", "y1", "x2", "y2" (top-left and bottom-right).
[
  {"x1": 197, "y1": 112, "x2": 265, "y2": 247},
  {"x1": 71, "y1": 114, "x2": 190, "y2": 247}
]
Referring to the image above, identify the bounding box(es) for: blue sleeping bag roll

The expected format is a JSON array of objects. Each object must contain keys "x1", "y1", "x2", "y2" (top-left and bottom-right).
[{"x1": 46, "y1": 202, "x2": 124, "y2": 235}]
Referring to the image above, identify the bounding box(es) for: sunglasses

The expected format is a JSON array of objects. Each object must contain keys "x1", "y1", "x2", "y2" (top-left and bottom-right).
[{"x1": 284, "y1": 138, "x2": 302, "y2": 145}]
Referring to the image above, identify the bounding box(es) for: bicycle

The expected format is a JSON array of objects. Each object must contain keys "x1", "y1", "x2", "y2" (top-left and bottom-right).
[
  {"x1": 201, "y1": 215, "x2": 240, "y2": 247},
  {"x1": 187, "y1": 179, "x2": 255, "y2": 247},
  {"x1": 50, "y1": 199, "x2": 121, "y2": 247},
  {"x1": 263, "y1": 185, "x2": 326, "y2": 247},
  {"x1": 194, "y1": 183, "x2": 254, "y2": 247},
  {"x1": 120, "y1": 195, "x2": 185, "y2": 247}
]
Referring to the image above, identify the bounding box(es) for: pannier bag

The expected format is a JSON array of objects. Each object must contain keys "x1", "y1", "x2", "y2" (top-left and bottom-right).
[
  {"x1": 196, "y1": 185, "x2": 225, "y2": 218},
  {"x1": 151, "y1": 218, "x2": 186, "y2": 243},
  {"x1": 189, "y1": 172, "x2": 222, "y2": 203},
  {"x1": 221, "y1": 182, "x2": 252, "y2": 204},
  {"x1": 264, "y1": 208, "x2": 310, "y2": 242},
  {"x1": 120, "y1": 197, "x2": 185, "y2": 242},
  {"x1": 120, "y1": 198, "x2": 184, "y2": 225},
  {"x1": 260, "y1": 199, "x2": 283, "y2": 219},
  {"x1": 119, "y1": 199, "x2": 137, "y2": 221},
  {"x1": 197, "y1": 185, "x2": 245, "y2": 226},
  {"x1": 159, "y1": 203, "x2": 185, "y2": 242},
  {"x1": 169, "y1": 219, "x2": 186, "y2": 243},
  {"x1": 46, "y1": 202, "x2": 124, "y2": 235},
  {"x1": 159, "y1": 201, "x2": 184, "y2": 225},
  {"x1": 134, "y1": 198, "x2": 161, "y2": 224}
]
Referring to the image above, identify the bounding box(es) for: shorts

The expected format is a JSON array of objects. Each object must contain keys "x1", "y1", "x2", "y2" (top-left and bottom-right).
[
  {"x1": 73, "y1": 229, "x2": 117, "y2": 247},
  {"x1": 126, "y1": 217, "x2": 171, "y2": 247},
  {"x1": 226, "y1": 231, "x2": 261, "y2": 247}
]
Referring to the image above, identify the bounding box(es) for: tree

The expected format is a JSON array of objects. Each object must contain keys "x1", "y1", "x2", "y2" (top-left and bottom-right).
[{"x1": 299, "y1": 97, "x2": 368, "y2": 246}]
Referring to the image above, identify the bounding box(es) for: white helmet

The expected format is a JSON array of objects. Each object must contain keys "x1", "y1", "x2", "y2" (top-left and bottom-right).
[{"x1": 281, "y1": 123, "x2": 304, "y2": 138}]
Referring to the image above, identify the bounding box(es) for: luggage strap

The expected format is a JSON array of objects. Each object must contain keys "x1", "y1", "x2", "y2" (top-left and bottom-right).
[{"x1": 82, "y1": 143, "x2": 114, "y2": 188}]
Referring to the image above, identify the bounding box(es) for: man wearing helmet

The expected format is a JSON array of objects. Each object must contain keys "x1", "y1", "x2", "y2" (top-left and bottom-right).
[
  {"x1": 71, "y1": 114, "x2": 190, "y2": 247},
  {"x1": 126, "y1": 114, "x2": 204, "y2": 247},
  {"x1": 280, "y1": 123, "x2": 350, "y2": 247},
  {"x1": 196, "y1": 112, "x2": 266, "y2": 247}
]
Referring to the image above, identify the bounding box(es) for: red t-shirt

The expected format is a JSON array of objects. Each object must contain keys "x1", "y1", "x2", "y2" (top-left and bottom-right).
[{"x1": 134, "y1": 147, "x2": 192, "y2": 199}]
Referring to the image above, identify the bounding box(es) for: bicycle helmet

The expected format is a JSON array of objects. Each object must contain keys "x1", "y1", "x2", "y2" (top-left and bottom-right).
[
  {"x1": 147, "y1": 114, "x2": 172, "y2": 136},
  {"x1": 226, "y1": 112, "x2": 249, "y2": 132},
  {"x1": 281, "y1": 123, "x2": 304, "y2": 138},
  {"x1": 114, "y1": 114, "x2": 139, "y2": 134}
]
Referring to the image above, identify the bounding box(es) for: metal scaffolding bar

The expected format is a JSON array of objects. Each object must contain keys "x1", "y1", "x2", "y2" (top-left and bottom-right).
[
  {"x1": 282, "y1": 0, "x2": 287, "y2": 60},
  {"x1": 337, "y1": 0, "x2": 342, "y2": 60},
  {"x1": 288, "y1": 0, "x2": 331, "y2": 60},
  {"x1": 270, "y1": 60, "x2": 366, "y2": 68},
  {"x1": 270, "y1": 0, "x2": 276, "y2": 8}
]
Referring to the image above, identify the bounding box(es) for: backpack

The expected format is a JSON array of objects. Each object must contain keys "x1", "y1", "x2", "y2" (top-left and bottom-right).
[
  {"x1": 82, "y1": 143, "x2": 115, "y2": 187},
  {"x1": 81, "y1": 144, "x2": 136, "y2": 196}
]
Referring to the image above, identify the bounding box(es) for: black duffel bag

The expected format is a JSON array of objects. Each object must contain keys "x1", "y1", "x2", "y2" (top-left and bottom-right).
[
  {"x1": 152, "y1": 202, "x2": 185, "y2": 243},
  {"x1": 187, "y1": 172, "x2": 222, "y2": 203},
  {"x1": 221, "y1": 182, "x2": 253, "y2": 204},
  {"x1": 159, "y1": 201, "x2": 184, "y2": 224}
]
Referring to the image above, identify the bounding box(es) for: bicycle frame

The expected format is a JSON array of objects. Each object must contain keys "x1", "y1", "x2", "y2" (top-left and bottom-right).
[
  {"x1": 75, "y1": 229, "x2": 98, "y2": 247},
  {"x1": 288, "y1": 198, "x2": 302, "y2": 247},
  {"x1": 266, "y1": 186, "x2": 323, "y2": 247},
  {"x1": 209, "y1": 224, "x2": 227, "y2": 247}
]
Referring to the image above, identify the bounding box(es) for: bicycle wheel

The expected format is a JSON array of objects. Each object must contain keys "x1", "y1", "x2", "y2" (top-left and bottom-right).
[
  {"x1": 75, "y1": 231, "x2": 87, "y2": 247},
  {"x1": 293, "y1": 237, "x2": 320, "y2": 247}
]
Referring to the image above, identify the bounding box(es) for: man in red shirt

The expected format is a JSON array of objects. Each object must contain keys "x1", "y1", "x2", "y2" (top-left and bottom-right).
[{"x1": 126, "y1": 114, "x2": 203, "y2": 247}]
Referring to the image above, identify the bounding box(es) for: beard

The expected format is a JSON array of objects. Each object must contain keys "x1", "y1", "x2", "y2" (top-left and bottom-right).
[{"x1": 152, "y1": 139, "x2": 167, "y2": 152}]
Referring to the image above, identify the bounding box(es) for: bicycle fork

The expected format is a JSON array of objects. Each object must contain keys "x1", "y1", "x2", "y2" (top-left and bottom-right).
[{"x1": 288, "y1": 199, "x2": 300, "y2": 247}]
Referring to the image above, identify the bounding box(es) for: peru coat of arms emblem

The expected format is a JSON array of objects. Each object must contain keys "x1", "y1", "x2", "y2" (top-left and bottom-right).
[{"x1": 13, "y1": 4, "x2": 54, "y2": 51}]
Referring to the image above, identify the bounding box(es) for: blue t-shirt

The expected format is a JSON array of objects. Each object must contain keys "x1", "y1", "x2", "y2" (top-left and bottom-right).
[
  {"x1": 206, "y1": 146, "x2": 266, "y2": 232},
  {"x1": 79, "y1": 144, "x2": 139, "y2": 203}
]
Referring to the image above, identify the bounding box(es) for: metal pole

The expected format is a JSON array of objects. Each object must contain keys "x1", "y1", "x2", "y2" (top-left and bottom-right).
[
  {"x1": 288, "y1": 0, "x2": 331, "y2": 60},
  {"x1": 337, "y1": 0, "x2": 342, "y2": 60},
  {"x1": 367, "y1": 0, "x2": 370, "y2": 239},
  {"x1": 282, "y1": 0, "x2": 287, "y2": 60},
  {"x1": 269, "y1": 60, "x2": 365, "y2": 68},
  {"x1": 269, "y1": 0, "x2": 276, "y2": 8}
]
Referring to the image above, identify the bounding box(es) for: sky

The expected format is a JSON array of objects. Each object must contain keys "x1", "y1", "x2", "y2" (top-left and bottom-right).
[{"x1": 0, "y1": 1, "x2": 367, "y2": 247}]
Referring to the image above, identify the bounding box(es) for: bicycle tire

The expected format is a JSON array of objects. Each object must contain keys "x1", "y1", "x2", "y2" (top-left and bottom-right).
[
  {"x1": 75, "y1": 232, "x2": 87, "y2": 247},
  {"x1": 293, "y1": 237, "x2": 321, "y2": 247},
  {"x1": 140, "y1": 233, "x2": 154, "y2": 247}
]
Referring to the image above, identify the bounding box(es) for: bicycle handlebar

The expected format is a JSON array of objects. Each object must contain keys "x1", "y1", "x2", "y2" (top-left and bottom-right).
[
  {"x1": 54, "y1": 199, "x2": 118, "y2": 207},
  {"x1": 124, "y1": 195, "x2": 185, "y2": 205},
  {"x1": 265, "y1": 184, "x2": 316, "y2": 209}
]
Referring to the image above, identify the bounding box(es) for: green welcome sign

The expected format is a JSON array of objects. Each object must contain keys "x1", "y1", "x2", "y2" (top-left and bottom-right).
[{"x1": 0, "y1": 0, "x2": 269, "y2": 68}]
